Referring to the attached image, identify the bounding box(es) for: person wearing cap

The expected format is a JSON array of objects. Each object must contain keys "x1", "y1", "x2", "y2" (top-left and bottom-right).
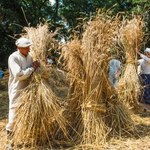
[
  {"x1": 136, "y1": 47, "x2": 150, "y2": 107},
  {"x1": 6, "y1": 37, "x2": 40, "y2": 138}
]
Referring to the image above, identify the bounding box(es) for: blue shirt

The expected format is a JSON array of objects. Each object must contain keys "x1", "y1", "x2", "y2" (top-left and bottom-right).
[
  {"x1": 0, "y1": 70, "x2": 4, "y2": 79},
  {"x1": 109, "y1": 59, "x2": 122, "y2": 87}
]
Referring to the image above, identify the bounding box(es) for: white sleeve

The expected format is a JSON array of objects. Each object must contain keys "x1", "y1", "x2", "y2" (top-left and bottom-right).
[
  {"x1": 137, "y1": 65, "x2": 141, "y2": 74},
  {"x1": 137, "y1": 59, "x2": 143, "y2": 74},
  {"x1": 138, "y1": 59, "x2": 143, "y2": 64},
  {"x1": 140, "y1": 54, "x2": 150, "y2": 63},
  {"x1": 8, "y1": 55, "x2": 34, "y2": 81}
]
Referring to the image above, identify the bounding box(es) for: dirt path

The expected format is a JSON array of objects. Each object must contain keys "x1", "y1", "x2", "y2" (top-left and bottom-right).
[{"x1": 0, "y1": 74, "x2": 150, "y2": 150}]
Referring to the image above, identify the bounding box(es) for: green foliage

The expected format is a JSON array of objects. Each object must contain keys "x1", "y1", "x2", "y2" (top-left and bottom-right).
[
  {"x1": 0, "y1": 0, "x2": 150, "y2": 68},
  {"x1": 0, "y1": 0, "x2": 54, "y2": 69}
]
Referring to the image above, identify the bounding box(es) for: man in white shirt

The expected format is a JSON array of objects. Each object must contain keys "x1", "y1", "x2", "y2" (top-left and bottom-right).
[
  {"x1": 136, "y1": 47, "x2": 150, "y2": 107},
  {"x1": 6, "y1": 37, "x2": 40, "y2": 138}
]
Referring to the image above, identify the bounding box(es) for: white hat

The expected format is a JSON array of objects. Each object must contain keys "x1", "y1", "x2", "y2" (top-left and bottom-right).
[
  {"x1": 144, "y1": 47, "x2": 150, "y2": 53},
  {"x1": 15, "y1": 37, "x2": 32, "y2": 47}
]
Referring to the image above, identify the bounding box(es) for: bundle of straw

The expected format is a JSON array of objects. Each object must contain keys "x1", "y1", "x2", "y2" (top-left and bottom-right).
[
  {"x1": 61, "y1": 39, "x2": 85, "y2": 144},
  {"x1": 79, "y1": 12, "x2": 131, "y2": 148},
  {"x1": 58, "y1": 12, "x2": 135, "y2": 149},
  {"x1": 80, "y1": 12, "x2": 135, "y2": 148},
  {"x1": 12, "y1": 24, "x2": 68, "y2": 147},
  {"x1": 118, "y1": 17, "x2": 145, "y2": 110},
  {"x1": 80, "y1": 55, "x2": 109, "y2": 147},
  {"x1": 61, "y1": 38, "x2": 85, "y2": 82},
  {"x1": 102, "y1": 67, "x2": 134, "y2": 135}
]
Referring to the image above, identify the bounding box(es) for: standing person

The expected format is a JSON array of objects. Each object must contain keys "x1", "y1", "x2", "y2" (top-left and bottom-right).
[
  {"x1": 6, "y1": 37, "x2": 40, "y2": 138},
  {"x1": 109, "y1": 58, "x2": 122, "y2": 88},
  {"x1": 136, "y1": 47, "x2": 150, "y2": 106}
]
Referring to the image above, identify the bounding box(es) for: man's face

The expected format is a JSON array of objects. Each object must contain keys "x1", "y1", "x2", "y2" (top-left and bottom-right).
[
  {"x1": 145, "y1": 52, "x2": 150, "y2": 58},
  {"x1": 18, "y1": 46, "x2": 30, "y2": 57}
]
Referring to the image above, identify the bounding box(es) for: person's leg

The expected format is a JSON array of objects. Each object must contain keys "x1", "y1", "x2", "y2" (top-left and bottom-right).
[
  {"x1": 6, "y1": 108, "x2": 15, "y2": 133},
  {"x1": 142, "y1": 76, "x2": 150, "y2": 104},
  {"x1": 144, "y1": 80, "x2": 150, "y2": 104},
  {"x1": 6, "y1": 108, "x2": 16, "y2": 137},
  {"x1": 5, "y1": 108, "x2": 16, "y2": 150},
  {"x1": 138, "y1": 74, "x2": 150, "y2": 103}
]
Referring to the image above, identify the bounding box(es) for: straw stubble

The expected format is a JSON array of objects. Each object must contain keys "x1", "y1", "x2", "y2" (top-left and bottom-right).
[{"x1": 118, "y1": 17, "x2": 145, "y2": 111}]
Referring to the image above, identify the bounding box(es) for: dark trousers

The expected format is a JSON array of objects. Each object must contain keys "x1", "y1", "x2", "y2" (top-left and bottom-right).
[{"x1": 139, "y1": 74, "x2": 150, "y2": 104}]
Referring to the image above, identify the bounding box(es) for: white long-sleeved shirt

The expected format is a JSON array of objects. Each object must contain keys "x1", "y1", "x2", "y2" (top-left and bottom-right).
[
  {"x1": 8, "y1": 50, "x2": 34, "y2": 108},
  {"x1": 138, "y1": 54, "x2": 150, "y2": 74}
]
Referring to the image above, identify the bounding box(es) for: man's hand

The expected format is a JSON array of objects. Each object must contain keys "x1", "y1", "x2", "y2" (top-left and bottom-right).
[
  {"x1": 136, "y1": 48, "x2": 140, "y2": 55},
  {"x1": 32, "y1": 61, "x2": 40, "y2": 70}
]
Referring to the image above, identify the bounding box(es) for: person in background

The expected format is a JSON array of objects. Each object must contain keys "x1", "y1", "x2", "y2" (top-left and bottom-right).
[
  {"x1": 47, "y1": 56, "x2": 54, "y2": 65},
  {"x1": 136, "y1": 47, "x2": 150, "y2": 107},
  {"x1": 109, "y1": 58, "x2": 122, "y2": 88},
  {"x1": 6, "y1": 37, "x2": 40, "y2": 139},
  {"x1": 0, "y1": 67, "x2": 4, "y2": 79}
]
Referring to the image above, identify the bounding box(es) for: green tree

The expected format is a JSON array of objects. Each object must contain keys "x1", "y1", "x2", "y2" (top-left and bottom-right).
[
  {"x1": 1, "y1": 0, "x2": 150, "y2": 69},
  {"x1": 0, "y1": 0, "x2": 54, "y2": 69}
]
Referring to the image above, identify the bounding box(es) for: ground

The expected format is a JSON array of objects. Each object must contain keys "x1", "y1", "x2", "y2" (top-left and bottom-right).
[{"x1": 0, "y1": 72, "x2": 150, "y2": 150}]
